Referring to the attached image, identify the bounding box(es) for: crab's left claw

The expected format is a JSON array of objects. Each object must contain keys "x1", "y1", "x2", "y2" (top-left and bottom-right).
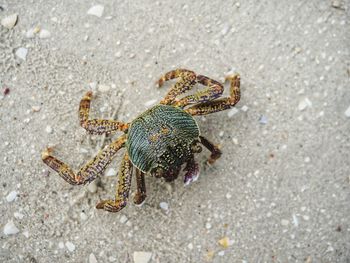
[{"x1": 184, "y1": 158, "x2": 199, "y2": 186}]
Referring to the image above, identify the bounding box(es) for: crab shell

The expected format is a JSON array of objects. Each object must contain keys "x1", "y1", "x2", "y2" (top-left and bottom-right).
[{"x1": 126, "y1": 104, "x2": 200, "y2": 174}]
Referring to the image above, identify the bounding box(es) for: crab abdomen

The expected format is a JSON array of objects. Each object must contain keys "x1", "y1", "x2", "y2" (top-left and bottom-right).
[{"x1": 126, "y1": 105, "x2": 199, "y2": 172}]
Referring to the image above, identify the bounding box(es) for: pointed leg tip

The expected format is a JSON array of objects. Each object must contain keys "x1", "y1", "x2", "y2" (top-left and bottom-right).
[
  {"x1": 84, "y1": 91, "x2": 93, "y2": 99},
  {"x1": 41, "y1": 147, "x2": 53, "y2": 159}
]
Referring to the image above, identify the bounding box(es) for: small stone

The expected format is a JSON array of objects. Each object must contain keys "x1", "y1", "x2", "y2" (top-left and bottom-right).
[
  {"x1": 226, "y1": 193, "x2": 232, "y2": 199},
  {"x1": 218, "y1": 251, "x2": 225, "y2": 256},
  {"x1": 292, "y1": 214, "x2": 299, "y2": 227},
  {"x1": 89, "y1": 253, "x2": 98, "y2": 263},
  {"x1": 14, "y1": 212, "x2": 24, "y2": 219},
  {"x1": 45, "y1": 126, "x2": 53, "y2": 134},
  {"x1": 241, "y1": 105, "x2": 249, "y2": 112},
  {"x1": 26, "y1": 28, "x2": 36, "y2": 38},
  {"x1": 58, "y1": 242, "x2": 64, "y2": 249},
  {"x1": 105, "y1": 168, "x2": 117, "y2": 177},
  {"x1": 87, "y1": 5, "x2": 104, "y2": 17},
  {"x1": 1, "y1": 14, "x2": 18, "y2": 29},
  {"x1": 144, "y1": 99, "x2": 157, "y2": 107},
  {"x1": 159, "y1": 202, "x2": 169, "y2": 211},
  {"x1": 65, "y1": 241, "x2": 75, "y2": 252},
  {"x1": 227, "y1": 107, "x2": 239, "y2": 118},
  {"x1": 303, "y1": 215, "x2": 310, "y2": 221},
  {"x1": 4, "y1": 221, "x2": 20, "y2": 235},
  {"x1": 87, "y1": 181, "x2": 97, "y2": 193},
  {"x1": 218, "y1": 237, "x2": 233, "y2": 248},
  {"x1": 187, "y1": 243, "x2": 193, "y2": 250},
  {"x1": 15, "y1": 48, "x2": 28, "y2": 60},
  {"x1": 344, "y1": 106, "x2": 350, "y2": 117},
  {"x1": 6, "y1": 191, "x2": 18, "y2": 202},
  {"x1": 39, "y1": 29, "x2": 51, "y2": 39},
  {"x1": 281, "y1": 219, "x2": 289, "y2": 226},
  {"x1": 259, "y1": 115, "x2": 268, "y2": 124},
  {"x1": 22, "y1": 231, "x2": 29, "y2": 238},
  {"x1": 98, "y1": 84, "x2": 110, "y2": 92},
  {"x1": 304, "y1": 157, "x2": 311, "y2": 163},
  {"x1": 332, "y1": 0, "x2": 341, "y2": 8},
  {"x1": 119, "y1": 215, "x2": 128, "y2": 224},
  {"x1": 205, "y1": 222, "x2": 212, "y2": 229},
  {"x1": 219, "y1": 131, "x2": 224, "y2": 137},
  {"x1": 133, "y1": 251, "x2": 152, "y2": 263},
  {"x1": 232, "y1": 138, "x2": 238, "y2": 145},
  {"x1": 80, "y1": 212, "x2": 88, "y2": 221},
  {"x1": 32, "y1": 105, "x2": 41, "y2": 112},
  {"x1": 298, "y1": 98, "x2": 312, "y2": 111}
]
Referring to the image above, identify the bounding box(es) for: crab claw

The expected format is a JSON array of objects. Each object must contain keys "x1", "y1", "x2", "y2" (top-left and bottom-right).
[{"x1": 184, "y1": 159, "x2": 199, "y2": 186}]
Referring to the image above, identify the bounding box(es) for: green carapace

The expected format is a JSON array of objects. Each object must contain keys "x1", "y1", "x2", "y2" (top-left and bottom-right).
[{"x1": 127, "y1": 105, "x2": 199, "y2": 173}]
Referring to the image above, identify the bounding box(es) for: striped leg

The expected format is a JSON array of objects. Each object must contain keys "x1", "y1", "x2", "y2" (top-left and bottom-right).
[
  {"x1": 96, "y1": 152, "x2": 133, "y2": 212},
  {"x1": 174, "y1": 75, "x2": 224, "y2": 107},
  {"x1": 79, "y1": 91, "x2": 129, "y2": 134},
  {"x1": 133, "y1": 169, "x2": 147, "y2": 205},
  {"x1": 157, "y1": 69, "x2": 197, "y2": 105},
  {"x1": 185, "y1": 74, "x2": 240, "y2": 116},
  {"x1": 199, "y1": 136, "x2": 222, "y2": 164},
  {"x1": 41, "y1": 135, "x2": 127, "y2": 185}
]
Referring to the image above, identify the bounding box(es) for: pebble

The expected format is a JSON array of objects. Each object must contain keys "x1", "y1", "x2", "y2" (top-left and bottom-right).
[
  {"x1": 45, "y1": 125, "x2": 53, "y2": 134},
  {"x1": 32, "y1": 105, "x2": 41, "y2": 112},
  {"x1": 6, "y1": 191, "x2": 18, "y2": 202},
  {"x1": 39, "y1": 29, "x2": 51, "y2": 39},
  {"x1": 218, "y1": 251, "x2": 225, "y2": 256},
  {"x1": 344, "y1": 106, "x2": 350, "y2": 117},
  {"x1": 23, "y1": 231, "x2": 29, "y2": 238},
  {"x1": 65, "y1": 241, "x2": 76, "y2": 252},
  {"x1": 105, "y1": 168, "x2": 117, "y2": 177},
  {"x1": 205, "y1": 222, "x2": 212, "y2": 229},
  {"x1": 98, "y1": 84, "x2": 110, "y2": 92},
  {"x1": 15, "y1": 48, "x2": 28, "y2": 60},
  {"x1": 259, "y1": 115, "x2": 268, "y2": 124},
  {"x1": 80, "y1": 212, "x2": 88, "y2": 221},
  {"x1": 25, "y1": 27, "x2": 39, "y2": 38},
  {"x1": 87, "y1": 5, "x2": 104, "y2": 17},
  {"x1": 232, "y1": 138, "x2": 238, "y2": 145},
  {"x1": 292, "y1": 214, "x2": 299, "y2": 227},
  {"x1": 119, "y1": 215, "x2": 128, "y2": 224},
  {"x1": 87, "y1": 181, "x2": 97, "y2": 193},
  {"x1": 226, "y1": 193, "x2": 232, "y2": 199},
  {"x1": 241, "y1": 105, "x2": 249, "y2": 112},
  {"x1": 133, "y1": 251, "x2": 152, "y2": 263},
  {"x1": 4, "y1": 221, "x2": 20, "y2": 235},
  {"x1": 227, "y1": 107, "x2": 239, "y2": 118},
  {"x1": 58, "y1": 242, "x2": 65, "y2": 249},
  {"x1": 159, "y1": 201, "x2": 169, "y2": 211},
  {"x1": 281, "y1": 219, "x2": 289, "y2": 226},
  {"x1": 303, "y1": 215, "x2": 310, "y2": 221},
  {"x1": 1, "y1": 14, "x2": 18, "y2": 29},
  {"x1": 219, "y1": 131, "x2": 224, "y2": 137},
  {"x1": 89, "y1": 253, "x2": 98, "y2": 263},
  {"x1": 218, "y1": 237, "x2": 233, "y2": 248},
  {"x1": 187, "y1": 243, "x2": 193, "y2": 250},
  {"x1": 298, "y1": 98, "x2": 312, "y2": 111},
  {"x1": 14, "y1": 212, "x2": 24, "y2": 219}
]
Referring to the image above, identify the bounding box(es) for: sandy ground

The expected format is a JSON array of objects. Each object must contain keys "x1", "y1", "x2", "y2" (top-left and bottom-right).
[{"x1": 1, "y1": 0, "x2": 350, "y2": 262}]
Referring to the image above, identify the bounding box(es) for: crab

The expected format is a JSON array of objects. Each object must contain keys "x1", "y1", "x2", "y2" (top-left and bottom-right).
[{"x1": 42, "y1": 69, "x2": 241, "y2": 212}]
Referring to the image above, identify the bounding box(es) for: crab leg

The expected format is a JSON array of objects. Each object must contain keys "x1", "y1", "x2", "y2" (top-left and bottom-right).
[
  {"x1": 96, "y1": 152, "x2": 133, "y2": 212},
  {"x1": 41, "y1": 135, "x2": 127, "y2": 185},
  {"x1": 199, "y1": 136, "x2": 222, "y2": 164},
  {"x1": 174, "y1": 75, "x2": 224, "y2": 107},
  {"x1": 185, "y1": 74, "x2": 240, "y2": 115},
  {"x1": 79, "y1": 91, "x2": 129, "y2": 134},
  {"x1": 133, "y1": 169, "x2": 147, "y2": 205},
  {"x1": 158, "y1": 69, "x2": 197, "y2": 105}
]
